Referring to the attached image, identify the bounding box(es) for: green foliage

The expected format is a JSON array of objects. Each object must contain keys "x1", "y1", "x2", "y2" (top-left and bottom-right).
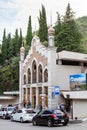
[
  {"x1": 0, "y1": 28, "x2": 22, "y2": 94},
  {"x1": 55, "y1": 3, "x2": 84, "y2": 53},
  {"x1": 1, "y1": 28, "x2": 7, "y2": 64},
  {"x1": 0, "y1": 57, "x2": 19, "y2": 94},
  {"x1": 38, "y1": 4, "x2": 48, "y2": 42},
  {"x1": 26, "y1": 16, "x2": 32, "y2": 46},
  {"x1": 77, "y1": 16, "x2": 87, "y2": 53}
]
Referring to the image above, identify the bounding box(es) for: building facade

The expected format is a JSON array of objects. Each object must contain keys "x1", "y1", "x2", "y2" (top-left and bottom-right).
[{"x1": 19, "y1": 26, "x2": 87, "y2": 118}]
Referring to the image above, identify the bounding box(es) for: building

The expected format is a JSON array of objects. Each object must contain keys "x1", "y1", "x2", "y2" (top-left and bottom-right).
[
  {"x1": 19, "y1": 25, "x2": 87, "y2": 119},
  {"x1": 0, "y1": 91, "x2": 19, "y2": 106}
]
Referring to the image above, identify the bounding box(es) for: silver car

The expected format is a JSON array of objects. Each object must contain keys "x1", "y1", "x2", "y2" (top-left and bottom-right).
[
  {"x1": 10, "y1": 108, "x2": 36, "y2": 123},
  {"x1": 0, "y1": 106, "x2": 16, "y2": 119}
]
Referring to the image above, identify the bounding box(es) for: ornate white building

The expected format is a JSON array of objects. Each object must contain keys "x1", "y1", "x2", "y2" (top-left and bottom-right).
[{"x1": 19, "y1": 26, "x2": 87, "y2": 119}]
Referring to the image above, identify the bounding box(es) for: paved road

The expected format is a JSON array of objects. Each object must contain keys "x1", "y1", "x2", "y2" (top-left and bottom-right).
[{"x1": 0, "y1": 119, "x2": 87, "y2": 130}]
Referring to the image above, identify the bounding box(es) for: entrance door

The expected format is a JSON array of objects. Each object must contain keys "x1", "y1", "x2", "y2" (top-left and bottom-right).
[{"x1": 32, "y1": 87, "x2": 36, "y2": 108}]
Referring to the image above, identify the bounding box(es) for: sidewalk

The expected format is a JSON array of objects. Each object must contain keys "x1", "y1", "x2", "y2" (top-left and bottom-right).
[
  {"x1": 69, "y1": 118, "x2": 87, "y2": 124},
  {"x1": 69, "y1": 118, "x2": 82, "y2": 124}
]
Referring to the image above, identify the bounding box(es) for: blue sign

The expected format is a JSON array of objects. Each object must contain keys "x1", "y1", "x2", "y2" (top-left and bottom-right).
[{"x1": 54, "y1": 86, "x2": 60, "y2": 95}]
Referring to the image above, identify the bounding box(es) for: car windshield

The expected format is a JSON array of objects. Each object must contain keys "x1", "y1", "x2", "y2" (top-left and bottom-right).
[
  {"x1": 25, "y1": 110, "x2": 36, "y2": 114},
  {"x1": 8, "y1": 107, "x2": 15, "y2": 111},
  {"x1": 53, "y1": 109, "x2": 64, "y2": 115}
]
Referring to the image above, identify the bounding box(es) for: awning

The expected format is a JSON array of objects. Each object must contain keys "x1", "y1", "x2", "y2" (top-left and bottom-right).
[
  {"x1": 3, "y1": 91, "x2": 19, "y2": 95},
  {"x1": 0, "y1": 96, "x2": 16, "y2": 100},
  {"x1": 61, "y1": 91, "x2": 87, "y2": 99}
]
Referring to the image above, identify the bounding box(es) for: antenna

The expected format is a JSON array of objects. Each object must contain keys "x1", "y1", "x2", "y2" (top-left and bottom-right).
[
  {"x1": 35, "y1": 24, "x2": 36, "y2": 35},
  {"x1": 50, "y1": 11, "x2": 52, "y2": 26}
]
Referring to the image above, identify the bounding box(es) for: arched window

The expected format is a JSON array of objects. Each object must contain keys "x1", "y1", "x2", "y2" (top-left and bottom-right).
[
  {"x1": 44, "y1": 69, "x2": 48, "y2": 82},
  {"x1": 38, "y1": 64, "x2": 43, "y2": 82},
  {"x1": 24, "y1": 75, "x2": 26, "y2": 84},
  {"x1": 32, "y1": 60, "x2": 37, "y2": 83},
  {"x1": 28, "y1": 68, "x2": 31, "y2": 84}
]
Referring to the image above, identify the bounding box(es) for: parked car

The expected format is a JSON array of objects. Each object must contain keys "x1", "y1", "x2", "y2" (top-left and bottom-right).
[
  {"x1": 32, "y1": 109, "x2": 69, "y2": 127},
  {"x1": 10, "y1": 108, "x2": 36, "y2": 123},
  {"x1": 0, "y1": 106, "x2": 16, "y2": 119}
]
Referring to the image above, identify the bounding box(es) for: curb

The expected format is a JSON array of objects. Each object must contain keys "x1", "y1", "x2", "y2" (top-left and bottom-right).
[{"x1": 69, "y1": 119, "x2": 82, "y2": 124}]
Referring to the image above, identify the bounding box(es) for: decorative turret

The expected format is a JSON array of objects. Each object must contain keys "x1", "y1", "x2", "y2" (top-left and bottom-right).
[
  {"x1": 48, "y1": 25, "x2": 55, "y2": 36},
  {"x1": 48, "y1": 25, "x2": 55, "y2": 47},
  {"x1": 20, "y1": 46, "x2": 25, "y2": 62}
]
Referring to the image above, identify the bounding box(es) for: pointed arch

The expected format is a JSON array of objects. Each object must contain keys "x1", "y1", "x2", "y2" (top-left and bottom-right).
[
  {"x1": 24, "y1": 75, "x2": 26, "y2": 84},
  {"x1": 32, "y1": 60, "x2": 37, "y2": 83},
  {"x1": 28, "y1": 68, "x2": 31, "y2": 84},
  {"x1": 44, "y1": 68, "x2": 48, "y2": 82},
  {"x1": 38, "y1": 64, "x2": 43, "y2": 82}
]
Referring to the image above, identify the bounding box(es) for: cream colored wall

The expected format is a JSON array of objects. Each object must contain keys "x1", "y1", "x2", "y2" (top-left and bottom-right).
[
  {"x1": 73, "y1": 100, "x2": 87, "y2": 118},
  {"x1": 53, "y1": 65, "x2": 81, "y2": 90}
]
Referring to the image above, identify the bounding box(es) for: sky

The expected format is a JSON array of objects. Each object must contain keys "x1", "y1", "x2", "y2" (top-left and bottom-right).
[{"x1": 0, "y1": 0, "x2": 87, "y2": 44}]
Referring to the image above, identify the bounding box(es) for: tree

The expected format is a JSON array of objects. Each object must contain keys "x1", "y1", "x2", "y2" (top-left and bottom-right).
[
  {"x1": 1, "y1": 28, "x2": 7, "y2": 63},
  {"x1": 26, "y1": 16, "x2": 32, "y2": 46},
  {"x1": 12, "y1": 29, "x2": 20, "y2": 56},
  {"x1": 6, "y1": 33, "x2": 12, "y2": 60},
  {"x1": 19, "y1": 28, "x2": 23, "y2": 48},
  {"x1": 55, "y1": 3, "x2": 83, "y2": 52},
  {"x1": 38, "y1": 4, "x2": 48, "y2": 42},
  {"x1": 55, "y1": 13, "x2": 62, "y2": 47}
]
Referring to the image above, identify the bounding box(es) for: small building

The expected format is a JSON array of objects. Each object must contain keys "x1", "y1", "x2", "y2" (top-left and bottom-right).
[
  {"x1": 0, "y1": 91, "x2": 19, "y2": 106},
  {"x1": 19, "y1": 25, "x2": 87, "y2": 119}
]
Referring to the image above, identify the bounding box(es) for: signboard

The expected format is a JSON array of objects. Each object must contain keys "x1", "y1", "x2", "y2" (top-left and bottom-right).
[
  {"x1": 70, "y1": 73, "x2": 87, "y2": 90},
  {"x1": 54, "y1": 86, "x2": 60, "y2": 95}
]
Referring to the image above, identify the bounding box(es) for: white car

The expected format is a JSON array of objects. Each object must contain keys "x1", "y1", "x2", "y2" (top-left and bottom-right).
[{"x1": 10, "y1": 108, "x2": 36, "y2": 123}]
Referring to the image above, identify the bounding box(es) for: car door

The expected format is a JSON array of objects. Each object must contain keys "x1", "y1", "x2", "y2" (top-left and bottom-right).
[
  {"x1": 13, "y1": 110, "x2": 22, "y2": 121},
  {"x1": 16, "y1": 110, "x2": 23, "y2": 121},
  {"x1": 0, "y1": 107, "x2": 4, "y2": 117},
  {"x1": 12, "y1": 111, "x2": 19, "y2": 121},
  {"x1": 40, "y1": 110, "x2": 51, "y2": 125}
]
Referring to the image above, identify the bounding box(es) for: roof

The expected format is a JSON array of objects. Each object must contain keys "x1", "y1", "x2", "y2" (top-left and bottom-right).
[
  {"x1": 58, "y1": 51, "x2": 87, "y2": 62},
  {"x1": 62, "y1": 91, "x2": 87, "y2": 99},
  {"x1": 0, "y1": 96, "x2": 16, "y2": 100},
  {"x1": 3, "y1": 91, "x2": 19, "y2": 95}
]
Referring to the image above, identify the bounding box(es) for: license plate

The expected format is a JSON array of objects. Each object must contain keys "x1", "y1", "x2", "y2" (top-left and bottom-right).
[
  {"x1": 61, "y1": 120, "x2": 64, "y2": 123},
  {"x1": 29, "y1": 115, "x2": 33, "y2": 116}
]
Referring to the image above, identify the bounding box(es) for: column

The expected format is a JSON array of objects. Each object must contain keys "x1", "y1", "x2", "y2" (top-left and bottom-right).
[
  {"x1": 30, "y1": 87, "x2": 32, "y2": 105},
  {"x1": 36, "y1": 87, "x2": 38, "y2": 109}
]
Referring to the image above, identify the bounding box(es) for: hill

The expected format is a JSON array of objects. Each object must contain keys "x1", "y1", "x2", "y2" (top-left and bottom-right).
[{"x1": 77, "y1": 16, "x2": 87, "y2": 49}]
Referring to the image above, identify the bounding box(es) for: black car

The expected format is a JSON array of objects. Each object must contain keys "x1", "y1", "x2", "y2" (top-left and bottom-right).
[{"x1": 32, "y1": 109, "x2": 69, "y2": 127}]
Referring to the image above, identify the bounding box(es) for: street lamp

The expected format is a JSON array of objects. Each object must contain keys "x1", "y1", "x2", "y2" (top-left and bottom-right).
[{"x1": 40, "y1": 88, "x2": 45, "y2": 108}]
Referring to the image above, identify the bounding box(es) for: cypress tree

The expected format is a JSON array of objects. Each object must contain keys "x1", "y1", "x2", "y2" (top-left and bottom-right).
[
  {"x1": 6, "y1": 33, "x2": 11, "y2": 60},
  {"x1": 38, "y1": 4, "x2": 48, "y2": 42},
  {"x1": 19, "y1": 28, "x2": 22, "y2": 48},
  {"x1": 1, "y1": 28, "x2": 7, "y2": 63},
  {"x1": 26, "y1": 16, "x2": 32, "y2": 46}
]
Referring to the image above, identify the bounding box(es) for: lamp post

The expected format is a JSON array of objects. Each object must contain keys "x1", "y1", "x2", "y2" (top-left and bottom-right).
[{"x1": 40, "y1": 88, "x2": 45, "y2": 108}]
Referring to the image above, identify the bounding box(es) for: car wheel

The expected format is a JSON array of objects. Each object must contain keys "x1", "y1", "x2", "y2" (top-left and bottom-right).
[
  {"x1": 63, "y1": 122, "x2": 68, "y2": 126},
  {"x1": 3, "y1": 115, "x2": 6, "y2": 119},
  {"x1": 20, "y1": 117, "x2": 23, "y2": 123},
  {"x1": 48, "y1": 120, "x2": 53, "y2": 127},
  {"x1": 32, "y1": 119, "x2": 37, "y2": 126}
]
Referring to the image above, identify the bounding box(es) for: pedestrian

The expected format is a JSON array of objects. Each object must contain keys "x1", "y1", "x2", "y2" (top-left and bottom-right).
[
  {"x1": 44, "y1": 105, "x2": 47, "y2": 109},
  {"x1": 39, "y1": 103, "x2": 42, "y2": 111},
  {"x1": 23, "y1": 99, "x2": 26, "y2": 108},
  {"x1": 26, "y1": 100, "x2": 31, "y2": 108},
  {"x1": 60, "y1": 103, "x2": 66, "y2": 113}
]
